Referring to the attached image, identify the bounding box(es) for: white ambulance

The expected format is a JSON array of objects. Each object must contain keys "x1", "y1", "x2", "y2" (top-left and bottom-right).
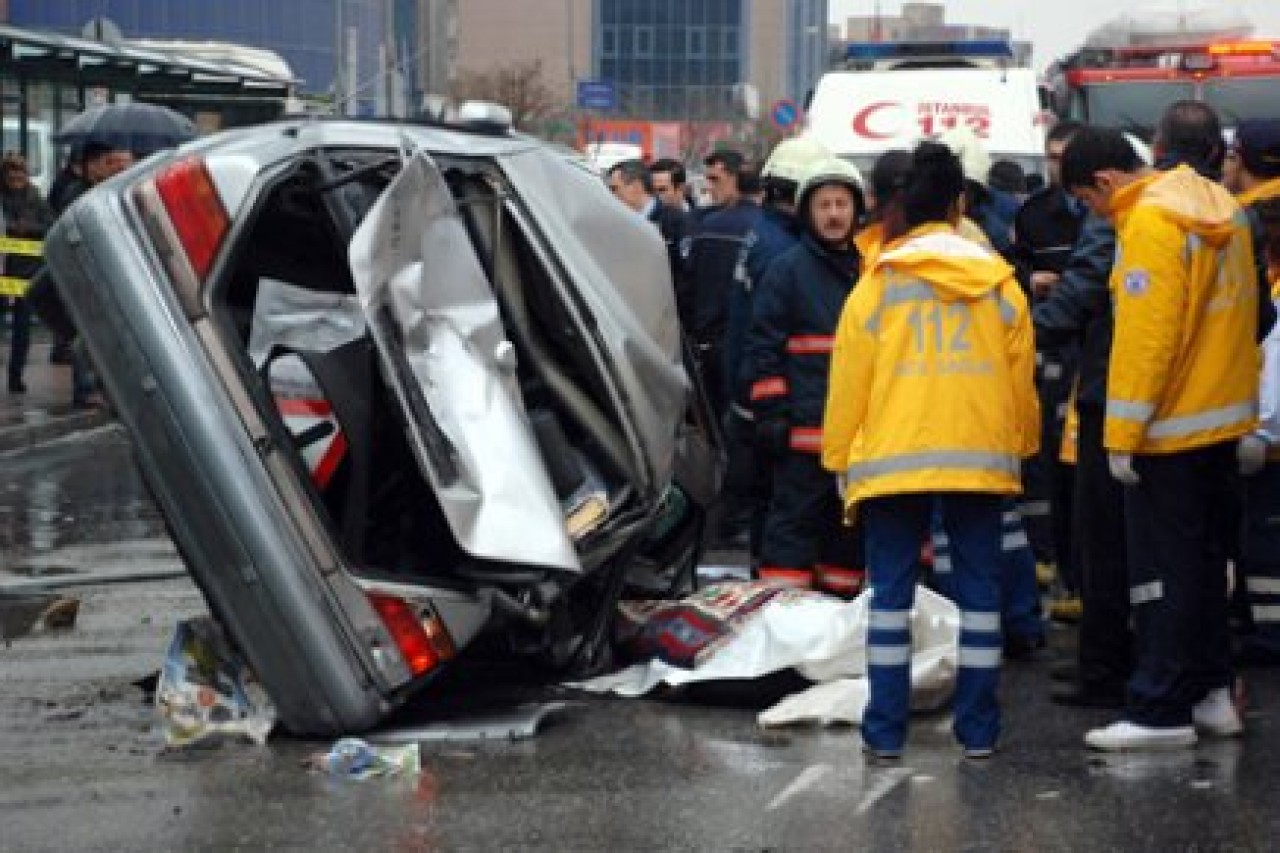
[{"x1": 804, "y1": 41, "x2": 1049, "y2": 181}]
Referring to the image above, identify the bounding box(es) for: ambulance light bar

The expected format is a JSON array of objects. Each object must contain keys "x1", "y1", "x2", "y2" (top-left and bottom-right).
[{"x1": 844, "y1": 40, "x2": 1014, "y2": 62}]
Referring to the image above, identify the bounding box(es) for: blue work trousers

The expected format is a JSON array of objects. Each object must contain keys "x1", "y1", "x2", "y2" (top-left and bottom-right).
[{"x1": 863, "y1": 492, "x2": 1004, "y2": 753}]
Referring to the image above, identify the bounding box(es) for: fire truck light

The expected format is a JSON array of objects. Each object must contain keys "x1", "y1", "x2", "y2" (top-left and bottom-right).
[{"x1": 1208, "y1": 41, "x2": 1277, "y2": 58}]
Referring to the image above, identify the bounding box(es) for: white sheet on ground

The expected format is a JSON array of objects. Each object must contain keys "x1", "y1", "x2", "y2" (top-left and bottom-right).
[{"x1": 570, "y1": 584, "x2": 959, "y2": 727}]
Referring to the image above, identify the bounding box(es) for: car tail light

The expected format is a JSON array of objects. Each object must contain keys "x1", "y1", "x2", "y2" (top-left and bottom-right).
[
  {"x1": 152, "y1": 157, "x2": 229, "y2": 282},
  {"x1": 367, "y1": 592, "x2": 454, "y2": 678}
]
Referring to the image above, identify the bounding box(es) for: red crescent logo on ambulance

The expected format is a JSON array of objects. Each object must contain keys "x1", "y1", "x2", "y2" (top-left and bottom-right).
[{"x1": 851, "y1": 101, "x2": 903, "y2": 140}]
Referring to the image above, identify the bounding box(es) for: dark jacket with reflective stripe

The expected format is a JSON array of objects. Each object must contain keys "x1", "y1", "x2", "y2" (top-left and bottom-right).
[
  {"x1": 684, "y1": 200, "x2": 761, "y2": 340},
  {"x1": 746, "y1": 233, "x2": 860, "y2": 430},
  {"x1": 725, "y1": 206, "x2": 801, "y2": 407},
  {"x1": 1, "y1": 185, "x2": 53, "y2": 282}
]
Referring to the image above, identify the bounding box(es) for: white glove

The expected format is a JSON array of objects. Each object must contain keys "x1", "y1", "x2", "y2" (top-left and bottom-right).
[
  {"x1": 1238, "y1": 435, "x2": 1269, "y2": 477},
  {"x1": 1108, "y1": 452, "x2": 1140, "y2": 485}
]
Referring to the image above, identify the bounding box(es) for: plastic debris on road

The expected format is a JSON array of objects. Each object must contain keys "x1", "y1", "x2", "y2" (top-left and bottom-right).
[
  {"x1": 156, "y1": 617, "x2": 276, "y2": 747},
  {"x1": 568, "y1": 581, "x2": 958, "y2": 728},
  {"x1": 309, "y1": 737, "x2": 421, "y2": 779}
]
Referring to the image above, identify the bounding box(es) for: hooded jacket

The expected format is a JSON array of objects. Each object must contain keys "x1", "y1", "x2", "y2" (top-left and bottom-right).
[
  {"x1": 823, "y1": 224, "x2": 1038, "y2": 509},
  {"x1": 1105, "y1": 166, "x2": 1258, "y2": 454}
]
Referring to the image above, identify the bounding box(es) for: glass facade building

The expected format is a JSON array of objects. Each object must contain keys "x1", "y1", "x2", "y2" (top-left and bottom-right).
[
  {"x1": 595, "y1": 0, "x2": 749, "y2": 121},
  {"x1": 6, "y1": 0, "x2": 412, "y2": 111}
]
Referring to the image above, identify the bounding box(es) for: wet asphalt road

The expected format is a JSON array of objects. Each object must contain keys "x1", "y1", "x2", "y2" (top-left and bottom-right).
[{"x1": 3, "y1": 427, "x2": 1280, "y2": 852}]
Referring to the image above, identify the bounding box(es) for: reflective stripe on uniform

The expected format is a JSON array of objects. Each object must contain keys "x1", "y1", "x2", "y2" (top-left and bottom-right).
[
  {"x1": 1251, "y1": 605, "x2": 1280, "y2": 623},
  {"x1": 995, "y1": 292, "x2": 1016, "y2": 325},
  {"x1": 0, "y1": 236, "x2": 42, "y2": 257},
  {"x1": 751, "y1": 376, "x2": 789, "y2": 401},
  {"x1": 816, "y1": 566, "x2": 864, "y2": 593},
  {"x1": 1002, "y1": 510, "x2": 1021, "y2": 524},
  {"x1": 847, "y1": 449, "x2": 1018, "y2": 485},
  {"x1": 933, "y1": 552, "x2": 953, "y2": 573},
  {"x1": 1017, "y1": 500, "x2": 1050, "y2": 517},
  {"x1": 789, "y1": 427, "x2": 822, "y2": 453},
  {"x1": 866, "y1": 280, "x2": 932, "y2": 332},
  {"x1": 1246, "y1": 577, "x2": 1280, "y2": 595},
  {"x1": 867, "y1": 645, "x2": 912, "y2": 666},
  {"x1": 882, "y1": 281, "x2": 936, "y2": 308},
  {"x1": 961, "y1": 611, "x2": 1000, "y2": 632},
  {"x1": 1002, "y1": 530, "x2": 1030, "y2": 551},
  {"x1": 1130, "y1": 580, "x2": 1164, "y2": 605},
  {"x1": 758, "y1": 567, "x2": 814, "y2": 589},
  {"x1": 786, "y1": 335, "x2": 835, "y2": 355},
  {"x1": 1146, "y1": 402, "x2": 1256, "y2": 440},
  {"x1": 1107, "y1": 399, "x2": 1156, "y2": 423},
  {"x1": 0, "y1": 276, "x2": 30, "y2": 296},
  {"x1": 958, "y1": 646, "x2": 1002, "y2": 668},
  {"x1": 868, "y1": 609, "x2": 911, "y2": 630}
]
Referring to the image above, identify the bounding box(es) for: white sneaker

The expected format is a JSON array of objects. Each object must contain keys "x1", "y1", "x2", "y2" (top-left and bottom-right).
[
  {"x1": 1084, "y1": 720, "x2": 1197, "y2": 751},
  {"x1": 1192, "y1": 688, "x2": 1243, "y2": 737}
]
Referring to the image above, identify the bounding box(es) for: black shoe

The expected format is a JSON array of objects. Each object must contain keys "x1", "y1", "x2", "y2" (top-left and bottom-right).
[
  {"x1": 1050, "y1": 681, "x2": 1125, "y2": 709},
  {"x1": 8, "y1": 376, "x2": 25, "y2": 395},
  {"x1": 49, "y1": 341, "x2": 71, "y2": 365},
  {"x1": 1004, "y1": 633, "x2": 1049, "y2": 662}
]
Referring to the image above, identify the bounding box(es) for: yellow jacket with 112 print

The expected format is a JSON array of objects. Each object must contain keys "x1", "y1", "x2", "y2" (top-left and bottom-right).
[
  {"x1": 822, "y1": 224, "x2": 1039, "y2": 511},
  {"x1": 1106, "y1": 166, "x2": 1258, "y2": 454}
]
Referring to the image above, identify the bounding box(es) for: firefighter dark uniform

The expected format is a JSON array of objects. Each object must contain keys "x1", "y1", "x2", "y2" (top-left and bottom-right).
[
  {"x1": 684, "y1": 199, "x2": 761, "y2": 419},
  {"x1": 746, "y1": 160, "x2": 864, "y2": 595}
]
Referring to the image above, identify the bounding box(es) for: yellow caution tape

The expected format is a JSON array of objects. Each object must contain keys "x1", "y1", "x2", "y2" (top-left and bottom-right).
[
  {"x1": 0, "y1": 237, "x2": 43, "y2": 257},
  {"x1": 0, "y1": 276, "x2": 29, "y2": 296}
]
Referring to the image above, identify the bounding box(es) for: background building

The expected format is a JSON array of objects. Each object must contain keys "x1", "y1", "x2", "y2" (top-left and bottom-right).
[
  {"x1": 419, "y1": 0, "x2": 826, "y2": 124},
  {"x1": 844, "y1": 2, "x2": 1030, "y2": 65},
  {"x1": 4, "y1": 0, "x2": 417, "y2": 113}
]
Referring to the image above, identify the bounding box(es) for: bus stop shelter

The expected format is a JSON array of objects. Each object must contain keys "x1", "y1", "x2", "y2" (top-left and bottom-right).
[{"x1": 0, "y1": 21, "x2": 298, "y2": 159}]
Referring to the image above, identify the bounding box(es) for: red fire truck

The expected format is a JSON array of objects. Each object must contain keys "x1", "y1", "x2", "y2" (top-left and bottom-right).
[{"x1": 1048, "y1": 38, "x2": 1280, "y2": 134}]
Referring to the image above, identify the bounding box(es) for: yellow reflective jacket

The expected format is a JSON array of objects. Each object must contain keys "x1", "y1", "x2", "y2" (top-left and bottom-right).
[
  {"x1": 823, "y1": 224, "x2": 1039, "y2": 511},
  {"x1": 1105, "y1": 166, "x2": 1258, "y2": 454}
]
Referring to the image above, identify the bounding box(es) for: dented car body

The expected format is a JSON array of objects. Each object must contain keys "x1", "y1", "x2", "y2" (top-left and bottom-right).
[{"x1": 43, "y1": 118, "x2": 721, "y2": 735}]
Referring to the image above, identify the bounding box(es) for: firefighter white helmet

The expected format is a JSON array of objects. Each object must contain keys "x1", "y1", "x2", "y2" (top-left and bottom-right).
[
  {"x1": 761, "y1": 136, "x2": 831, "y2": 184},
  {"x1": 797, "y1": 156, "x2": 867, "y2": 215},
  {"x1": 936, "y1": 125, "x2": 992, "y2": 187}
]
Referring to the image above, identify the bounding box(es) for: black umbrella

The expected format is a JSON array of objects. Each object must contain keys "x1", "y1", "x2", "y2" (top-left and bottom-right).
[{"x1": 53, "y1": 102, "x2": 197, "y2": 156}]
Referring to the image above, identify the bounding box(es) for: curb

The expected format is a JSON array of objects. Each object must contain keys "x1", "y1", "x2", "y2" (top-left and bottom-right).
[{"x1": 0, "y1": 409, "x2": 113, "y2": 455}]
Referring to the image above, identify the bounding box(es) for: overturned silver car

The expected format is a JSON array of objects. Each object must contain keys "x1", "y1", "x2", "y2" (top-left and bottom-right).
[{"x1": 43, "y1": 116, "x2": 721, "y2": 735}]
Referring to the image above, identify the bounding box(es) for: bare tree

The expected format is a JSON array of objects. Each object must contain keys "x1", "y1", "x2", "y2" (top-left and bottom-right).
[{"x1": 451, "y1": 60, "x2": 566, "y2": 132}]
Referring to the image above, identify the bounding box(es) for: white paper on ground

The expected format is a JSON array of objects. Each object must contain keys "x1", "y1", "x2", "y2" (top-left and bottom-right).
[{"x1": 570, "y1": 585, "x2": 959, "y2": 727}]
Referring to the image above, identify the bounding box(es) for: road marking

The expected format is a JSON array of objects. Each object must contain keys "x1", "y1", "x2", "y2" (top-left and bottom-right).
[
  {"x1": 857, "y1": 767, "x2": 913, "y2": 814},
  {"x1": 767, "y1": 764, "x2": 831, "y2": 811}
]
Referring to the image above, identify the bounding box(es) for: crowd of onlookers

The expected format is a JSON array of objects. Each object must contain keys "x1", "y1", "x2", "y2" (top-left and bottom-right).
[{"x1": 604, "y1": 100, "x2": 1280, "y2": 757}]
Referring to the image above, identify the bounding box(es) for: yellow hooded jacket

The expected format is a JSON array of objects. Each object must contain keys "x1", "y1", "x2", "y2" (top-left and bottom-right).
[
  {"x1": 823, "y1": 224, "x2": 1039, "y2": 511},
  {"x1": 1105, "y1": 166, "x2": 1258, "y2": 454}
]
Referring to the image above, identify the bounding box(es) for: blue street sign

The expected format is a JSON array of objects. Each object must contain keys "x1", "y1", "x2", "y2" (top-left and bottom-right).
[
  {"x1": 576, "y1": 80, "x2": 617, "y2": 111},
  {"x1": 771, "y1": 99, "x2": 800, "y2": 129}
]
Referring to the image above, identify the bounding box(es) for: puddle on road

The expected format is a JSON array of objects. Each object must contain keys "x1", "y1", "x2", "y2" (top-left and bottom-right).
[{"x1": 0, "y1": 431, "x2": 169, "y2": 563}]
